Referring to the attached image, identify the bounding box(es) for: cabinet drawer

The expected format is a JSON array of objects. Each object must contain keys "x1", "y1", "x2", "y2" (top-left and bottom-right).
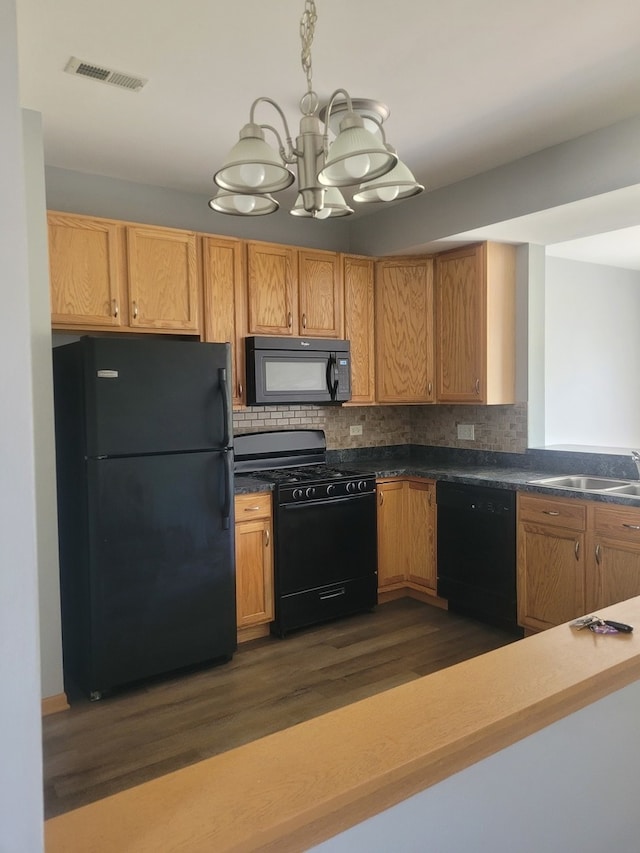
[
  {"x1": 235, "y1": 492, "x2": 272, "y2": 521},
  {"x1": 518, "y1": 493, "x2": 586, "y2": 530},
  {"x1": 592, "y1": 504, "x2": 640, "y2": 541}
]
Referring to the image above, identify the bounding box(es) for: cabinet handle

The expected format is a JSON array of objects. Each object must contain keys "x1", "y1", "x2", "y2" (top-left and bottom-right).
[
  {"x1": 132, "y1": 300, "x2": 139, "y2": 319},
  {"x1": 575, "y1": 540, "x2": 580, "y2": 560},
  {"x1": 379, "y1": 491, "x2": 384, "y2": 506},
  {"x1": 287, "y1": 311, "x2": 292, "y2": 328},
  {"x1": 595, "y1": 544, "x2": 601, "y2": 565},
  {"x1": 428, "y1": 381, "x2": 433, "y2": 396},
  {"x1": 112, "y1": 299, "x2": 119, "y2": 318},
  {"x1": 302, "y1": 313, "x2": 307, "y2": 329},
  {"x1": 244, "y1": 506, "x2": 262, "y2": 512},
  {"x1": 474, "y1": 379, "x2": 480, "y2": 394},
  {"x1": 543, "y1": 510, "x2": 560, "y2": 516},
  {"x1": 264, "y1": 528, "x2": 270, "y2": 547},
  {"x1": 622, "y1": 523, "x2": 640, "y2": 530},
  {"x1": 238, "y1": 382, "x2": 243, "y2": 398}
]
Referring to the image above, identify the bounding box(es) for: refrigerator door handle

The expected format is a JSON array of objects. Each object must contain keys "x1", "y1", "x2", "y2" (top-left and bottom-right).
[
  {"x1": 222, "y1": 448, "x2": 233, "y2": 530},
  {"x1": 218, "y1": 367, "x2": 231, "y2": 449}
]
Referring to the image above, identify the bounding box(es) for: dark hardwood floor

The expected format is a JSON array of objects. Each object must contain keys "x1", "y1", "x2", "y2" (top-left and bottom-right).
[{"x1": 42, "y1": 599, "x2": 520, "y2": 819}]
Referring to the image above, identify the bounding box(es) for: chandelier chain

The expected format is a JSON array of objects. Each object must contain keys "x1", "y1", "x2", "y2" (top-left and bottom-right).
[{"x1": 300, "y1": 0, "x2": 317, "y2": 95}]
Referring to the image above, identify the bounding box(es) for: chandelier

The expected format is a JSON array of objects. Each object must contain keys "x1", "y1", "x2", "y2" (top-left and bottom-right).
[{"x1": 208, "y1": 0, "x2": 424, "y2": 219}]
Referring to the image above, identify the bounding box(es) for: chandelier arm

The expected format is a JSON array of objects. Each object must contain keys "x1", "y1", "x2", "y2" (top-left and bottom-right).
[
  {"x1": 259, "y1": 124, "x2": 298, "y2": 166},
  {"x1": 249, "y1": 97, "x2": 296, "y2": 159},
  {"x1": 321, "y1": 88, "x2": 355, "y2": 148}
]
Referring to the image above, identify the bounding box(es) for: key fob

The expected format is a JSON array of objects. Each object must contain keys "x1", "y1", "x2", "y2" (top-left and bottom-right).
[{"x1": 603, "y1": 620, "x2": 633, "y2": 633}]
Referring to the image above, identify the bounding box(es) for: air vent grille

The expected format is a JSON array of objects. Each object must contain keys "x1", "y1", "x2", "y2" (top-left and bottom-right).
[{"x1": 64, "y1": 57, "x2": 147, "y2": 92}]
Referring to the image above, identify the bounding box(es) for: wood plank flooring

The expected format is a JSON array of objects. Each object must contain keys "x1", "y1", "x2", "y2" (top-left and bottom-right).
[{"x1": 42, "y1": 599, "x2": 520, "y2": 819}]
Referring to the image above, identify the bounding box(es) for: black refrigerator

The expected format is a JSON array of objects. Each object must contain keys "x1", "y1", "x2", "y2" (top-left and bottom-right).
[{"x1": 53, "y1": 336, "x2": 236, "y2": 700}]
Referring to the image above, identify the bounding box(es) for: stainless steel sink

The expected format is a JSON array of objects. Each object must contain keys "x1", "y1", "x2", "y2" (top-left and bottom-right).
[
  {"x1": 608, "y1": 483, "x2": 640, "y2": 497},
  {"x1": 528, "y1": 475, "x2": 632, "y2": 492}
]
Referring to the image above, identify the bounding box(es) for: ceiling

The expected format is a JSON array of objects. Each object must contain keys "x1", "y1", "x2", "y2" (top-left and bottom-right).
[{"x1": 15, "y1": 0, "x2": 640, "y2": 266}]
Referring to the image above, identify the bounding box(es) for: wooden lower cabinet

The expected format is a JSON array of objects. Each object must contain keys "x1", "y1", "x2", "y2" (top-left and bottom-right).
[
  {"x1": 517, "y1": 493, "x2": 640, "y2": 632},
  {"x1": 587, "y1": 503, "x2": 640, "y2": 612},
  {"x1": 234, "y1": 492, "x2": 274, "y2": 640},
  {"x1": 377, "y1": 478, "x2": 437, "y2": 595}
]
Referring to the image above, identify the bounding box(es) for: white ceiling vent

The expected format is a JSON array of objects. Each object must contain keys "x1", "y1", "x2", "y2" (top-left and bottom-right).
[{"x1": 64, "y1": 57, "x2": 147, "y2": 92}]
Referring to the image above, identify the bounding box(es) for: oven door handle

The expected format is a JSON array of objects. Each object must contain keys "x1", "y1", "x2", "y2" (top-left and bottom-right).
[{"x1": 282, "y1": 494, "x2": 372, "y2": 510}]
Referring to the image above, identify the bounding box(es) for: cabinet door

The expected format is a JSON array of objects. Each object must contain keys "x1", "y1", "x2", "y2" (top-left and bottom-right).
[
  {"x1": 235, "y1": 494, "x2": 274, "y2": 629},
  {"x1": 588, "y1": 504, "x2": 640, "y2": 611},
  {"x1": 517, "y1": 521, "x2": 585, "y2": 631},
  {"x1": 298, "y1": 249, "x2": 343, "y2": 338},
  {"x1": 202, "y1": 236, "x2": 247, "y2": 407},
  {"x1": 375, "y1": 258, "x2": 435, "y2": 403},
  {"x1": 127, "y1": 225, "x2": 199, "y2": 332},
  {"x1": 377, "y1": 481, "x2": 406, "y2": 589},
  {"x1": 406, "y1": 480, "x2": 436, "y2": 592},
  {"x1": 343, "y1": 255, "x2": 375, "y2": 405},
  {"x1": 435, "y1": 244, "x2": 484, "y2": 402},
  {"x1": 48, "y1": 212, "x2": 124, "y2": 328},
  {"x1": 246, "y1": 242, "x2": 297, "y2": 335}
]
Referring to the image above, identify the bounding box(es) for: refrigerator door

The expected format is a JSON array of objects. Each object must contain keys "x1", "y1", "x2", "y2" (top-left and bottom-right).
[
  {"x1": 81, "y1": 337, "x2": 232, "y2": 456},
  {"x1": 82, "y1": 451, "x2": 236, "y2": 696}
]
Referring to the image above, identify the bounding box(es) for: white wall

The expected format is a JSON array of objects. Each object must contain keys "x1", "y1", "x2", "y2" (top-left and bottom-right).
[
  {"x1": 0, "y1": 0, "x2": 44, "y2": 848},
  {"x1": 545, "y1": 256, "x2": 640, "y2": 448},
  {"x1": 312, "y1": 678, "x2": 640, "y2": 852}
]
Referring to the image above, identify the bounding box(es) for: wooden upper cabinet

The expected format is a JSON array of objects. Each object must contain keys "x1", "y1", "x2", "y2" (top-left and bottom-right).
[
  {"x1": 246, "y1": 241, "x2": 297, "y2": 336},
  {"x1": 375, "y1": 257, "x2": 435, "y2": 404},
  {"x1": 126, "y1": 225, "x2": 199, "y2": 332},
  {"x1": 343, "y1": 254, "x2": 375, "y2": 405},
  {"x1": 298, "y1": 249, "x2": 343, "y2": 338},
  {"x1": 435, "y1": 242, "x2": 516, "y2": 404},
  {"x1": 201, "y1": 235, "x2": 246, "y2": 407},
  {"x1": 48, "y1": 212, "x2": 124, "y2": 328}
]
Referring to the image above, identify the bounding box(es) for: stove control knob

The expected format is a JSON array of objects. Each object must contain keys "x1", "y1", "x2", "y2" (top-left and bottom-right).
[
  {"x1": 346, "y1": 481, "x2": 357, "y2": 494},
  {"x1": 305, "y1": 486, "x2": 316, "y2": 499},
  {"x1": 358, "y1": 480, "x2": 369, "y2": 492},
  {"x1": 292, "y1": 488, "x2": 304, "y2": 500},
  {"x1": 326, "y1": 484, "x2": 336, "y2": 496}
]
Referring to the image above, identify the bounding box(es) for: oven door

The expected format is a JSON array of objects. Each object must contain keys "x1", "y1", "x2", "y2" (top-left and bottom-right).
[{"x1": 274, "y1": 492, "x2": 377, "y2": 633}]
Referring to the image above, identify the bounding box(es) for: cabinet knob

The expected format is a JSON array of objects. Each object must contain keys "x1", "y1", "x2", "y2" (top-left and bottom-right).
[
  {"x1": 428, "y1": 381, "x2": 433, "y2": 397},
  {"x1": 474, "y1": 378, "x2": 480, "y2": 394},
  {"x1": 302, "y1": 313, "x2": 307, "y2": 329},
  {"x1": 379, "y1": 491, "x2": 384, "y2": 506},
  {"x1": 132, "y1": 300, "x2": 139, "y2": 319},
  {"x1": 238, "y1": 382, "x2": 243, "y2": 398},
  {"x1": 112, "y1": 298, "x2": 119, "y2": 318},
  {"x1": 287, "y1": 312, "x2": 292, "y2": 328}
]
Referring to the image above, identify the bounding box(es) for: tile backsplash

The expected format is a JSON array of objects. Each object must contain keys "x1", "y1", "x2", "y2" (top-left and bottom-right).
[{"x1": 233, "y1": 401, "x2": 528, "y2": 453}]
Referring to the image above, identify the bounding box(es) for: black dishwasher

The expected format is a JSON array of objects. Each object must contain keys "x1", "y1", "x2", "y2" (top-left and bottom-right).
[{"x1": 437, "y1": 481, "x2": 519, "y2": 632}]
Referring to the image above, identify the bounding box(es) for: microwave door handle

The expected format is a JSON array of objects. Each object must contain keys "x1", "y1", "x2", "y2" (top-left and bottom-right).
[{"x1": 326, "y1": 355, "x2": 338, "y2": 401}]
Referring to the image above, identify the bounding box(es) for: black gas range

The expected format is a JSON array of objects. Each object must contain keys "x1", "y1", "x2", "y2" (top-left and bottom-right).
[{"x1": 235, "y1": 430, "x2": 378, "y2": 637}]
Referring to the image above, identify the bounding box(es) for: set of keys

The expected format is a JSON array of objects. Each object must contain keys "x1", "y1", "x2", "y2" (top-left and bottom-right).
[{"x1": 570, "y1": 615, "x2": 634, "y2": 634}]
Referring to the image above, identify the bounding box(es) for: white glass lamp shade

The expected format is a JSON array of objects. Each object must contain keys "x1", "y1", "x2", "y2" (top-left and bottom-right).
[
  {"x1": 353, "y1": 157, "x2": 425, "y2": 203},
  {"x1": 290, "y1": 187, "x2": 354, "y2": 218},
  {"x1": 213, "y1": 124, "x2": 294, "y2": 194},
  {"x1": 208, "y1": 190, "x2": 279, "y2": 216},
  {"x1": 318, "y1": 117, "x2": 397, "y2": 187}
]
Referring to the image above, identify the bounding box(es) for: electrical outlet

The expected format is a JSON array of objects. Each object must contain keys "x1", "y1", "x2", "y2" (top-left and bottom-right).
[
  {"x1": 349, "y1": 424, "x2": 363, "y2": 436},
  {"x1": 457, "y1": 424, "x2": 475, "y2": 440}
]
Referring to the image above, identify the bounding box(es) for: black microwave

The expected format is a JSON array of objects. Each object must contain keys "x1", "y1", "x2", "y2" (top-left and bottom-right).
[{"x1": 245, "y1": 336, "x2": 351, "y2": 405}]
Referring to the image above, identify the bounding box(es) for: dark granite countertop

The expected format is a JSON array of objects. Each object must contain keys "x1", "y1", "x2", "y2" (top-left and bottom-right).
[{"x1": 235, "y1": 444, "x2": 640, "y2": 506}]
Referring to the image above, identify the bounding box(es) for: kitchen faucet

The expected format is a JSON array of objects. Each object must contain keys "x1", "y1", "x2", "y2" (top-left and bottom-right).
[{"x1": 632, "y1": 450, "x2": 640, "y2": 479}]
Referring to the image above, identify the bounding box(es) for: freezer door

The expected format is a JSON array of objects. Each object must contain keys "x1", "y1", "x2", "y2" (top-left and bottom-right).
[
  {"x1": 81, "y1": 337, "x2": 232, "y2": 456},
  {"x1": 82, "y1": 452, "x2": 236, "y2": 695}
]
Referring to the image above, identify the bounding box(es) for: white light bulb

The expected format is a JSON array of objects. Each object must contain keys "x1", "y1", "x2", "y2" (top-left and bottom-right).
[
  {"x1": 377, "y1": 185, "x2": 400, "y2": 202},
  {"x1": 234, "y1": 195, "x2": 256, "y2": 214},
  {"x1": 239, "y1": 163, "x2": 266, "y2": 188},
  {"x1": 344, "y1": 153, "x2": 371, "y2": 180},
  {"x1": 314, "y1": 206, "x2": 332, "y2": 220}
]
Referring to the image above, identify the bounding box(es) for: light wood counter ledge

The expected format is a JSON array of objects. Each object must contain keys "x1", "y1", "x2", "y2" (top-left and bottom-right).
[{"x1": 45, "y1": 596, "x2": 640, "y2": 852}]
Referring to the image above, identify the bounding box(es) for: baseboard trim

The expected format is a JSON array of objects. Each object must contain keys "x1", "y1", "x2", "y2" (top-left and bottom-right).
[
  {"x1": 42, "y1": 693, "x2": 70, "y2": 716},
  {"x1": 378, "y1": 587, "x2": 449, "y2": 609}
]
